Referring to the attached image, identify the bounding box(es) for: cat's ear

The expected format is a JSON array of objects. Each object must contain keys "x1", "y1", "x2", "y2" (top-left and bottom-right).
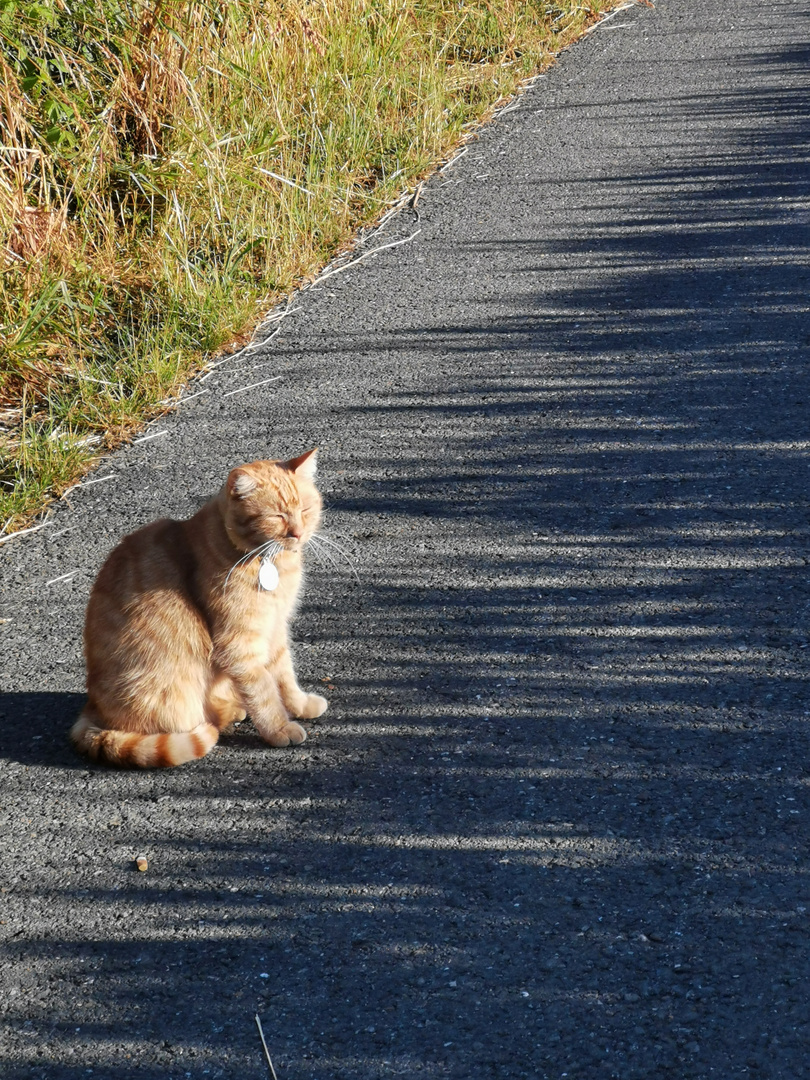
[
  {"x1": 285, "y1": 448, "x2": 318, "y2": 482},
  {"x1": 227, "y1": 466, "x2": 259, "y2": 499}
]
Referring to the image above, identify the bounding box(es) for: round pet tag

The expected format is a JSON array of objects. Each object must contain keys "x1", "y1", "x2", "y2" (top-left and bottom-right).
[{"x1": 258, "y1": 557, "x2": 280, "y2": 591}]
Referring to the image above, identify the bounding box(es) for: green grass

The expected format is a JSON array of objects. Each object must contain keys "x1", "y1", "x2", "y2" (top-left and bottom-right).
[{"x1": 0, "y1": 0, "x2": 618, "y2": 534}]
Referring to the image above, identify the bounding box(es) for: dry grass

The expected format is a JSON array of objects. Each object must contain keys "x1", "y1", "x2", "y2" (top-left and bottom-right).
[{"x1": 0, "y1": 0, "x2": 619, "y2": 533}]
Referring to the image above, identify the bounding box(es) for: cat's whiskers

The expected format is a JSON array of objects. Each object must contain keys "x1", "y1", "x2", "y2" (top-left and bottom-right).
[
  {"x1": 224, "y1": 538, "x2": 282, "y2": 591},
  {"x1": 313, "y1": 532, "x2": 353, "y2": 558},
  {"x1": 308, "y1": 533, "x2": 360, "y2": 582},
  {"x1": 305, "y1": 538, "x2": 342, "y2": 575}
]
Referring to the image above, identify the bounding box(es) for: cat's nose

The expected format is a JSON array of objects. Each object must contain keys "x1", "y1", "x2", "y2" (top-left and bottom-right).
[{"x1": 287, "y1": 528, "x2": 302, "y2": 540}]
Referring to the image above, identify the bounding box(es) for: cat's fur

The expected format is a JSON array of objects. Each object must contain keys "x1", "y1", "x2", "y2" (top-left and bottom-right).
[{"x1": 71, "y1": 450, "x2": 327, "y2": 768}]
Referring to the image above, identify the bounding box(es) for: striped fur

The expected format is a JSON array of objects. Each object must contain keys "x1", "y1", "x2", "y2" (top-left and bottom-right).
[
  {"x1": 71, "y1": 712, "x2": 219, "y2": 768},
  {"x1": 73, "y1": 451, "x2": 328, "y2": 769}
]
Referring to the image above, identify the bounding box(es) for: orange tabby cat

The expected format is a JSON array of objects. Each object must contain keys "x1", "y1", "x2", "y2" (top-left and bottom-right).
[{"x1": 71, "y1": 450, "x2": 328, "y2": 768}]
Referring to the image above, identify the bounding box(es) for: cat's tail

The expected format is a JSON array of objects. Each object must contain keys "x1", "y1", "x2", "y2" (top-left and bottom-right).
[{"x1": 70, "y1": 712, "x2": 219, "y2": 768}]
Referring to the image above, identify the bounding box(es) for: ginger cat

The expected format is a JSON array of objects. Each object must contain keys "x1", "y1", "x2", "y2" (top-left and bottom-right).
[{"x1": 71, "y1": 450, "x2": 328, "y2": 768}]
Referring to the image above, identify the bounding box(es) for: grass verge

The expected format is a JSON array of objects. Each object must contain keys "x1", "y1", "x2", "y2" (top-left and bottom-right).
[{"x1": 1, "y1": 0, "x2": 621, "y2": 535}]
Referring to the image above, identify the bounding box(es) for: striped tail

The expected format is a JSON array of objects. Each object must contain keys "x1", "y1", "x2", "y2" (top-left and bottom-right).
[{"x1": 70, "y1": 711, "x2": 219, "y2": 768}]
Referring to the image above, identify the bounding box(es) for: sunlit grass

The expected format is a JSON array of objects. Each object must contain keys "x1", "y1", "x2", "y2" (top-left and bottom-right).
[{"x1": 0, "y1": 0, "x2": 617, "y2": 532}]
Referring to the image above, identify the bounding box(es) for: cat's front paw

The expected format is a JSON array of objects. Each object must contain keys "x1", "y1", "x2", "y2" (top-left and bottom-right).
[
  {"x1": 295, "y1": 693, "x2": 328, "y2": 720},
  {"x1": 263, "y1": 721, "x2": 307, "y2": 747}
]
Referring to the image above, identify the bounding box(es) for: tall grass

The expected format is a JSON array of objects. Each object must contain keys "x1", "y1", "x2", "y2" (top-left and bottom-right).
[{"x1": 0, "y1": 0, "x2": 614, "y2": 532}]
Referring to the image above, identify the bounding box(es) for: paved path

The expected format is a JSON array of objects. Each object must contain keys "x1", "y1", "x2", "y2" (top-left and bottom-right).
[{"x1": 2, "y1": 2, "x2": 809, "y2": 1077}]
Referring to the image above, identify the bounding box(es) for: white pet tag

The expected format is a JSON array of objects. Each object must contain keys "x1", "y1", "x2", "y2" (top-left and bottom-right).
[{"x1": 258, "y1": 557, "x2": 279, "y2": 592}]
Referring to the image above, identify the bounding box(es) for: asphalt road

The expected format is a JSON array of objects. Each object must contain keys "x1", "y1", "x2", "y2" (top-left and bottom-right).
[{"x1": 2, "y1": 1, "x2": 810, "y2": 1077}]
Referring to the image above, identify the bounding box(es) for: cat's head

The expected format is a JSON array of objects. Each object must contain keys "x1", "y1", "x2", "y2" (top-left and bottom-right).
[{"x1": 223, "y1": 450, "x2": 322, "y2": 552}]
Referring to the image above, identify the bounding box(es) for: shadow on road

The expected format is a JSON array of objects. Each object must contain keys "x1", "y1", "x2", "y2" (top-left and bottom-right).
[{"x1": 0, "y1": 693, "x2": 86, "y2": 769}]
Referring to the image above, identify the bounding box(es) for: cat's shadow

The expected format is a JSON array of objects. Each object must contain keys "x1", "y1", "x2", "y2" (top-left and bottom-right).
[
  {"x1": 0, "y1": 692, "x2": 88, "y2": 768},
  {"x1": 0, "y1": 692, "x2": 275, "y2": 767}
]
